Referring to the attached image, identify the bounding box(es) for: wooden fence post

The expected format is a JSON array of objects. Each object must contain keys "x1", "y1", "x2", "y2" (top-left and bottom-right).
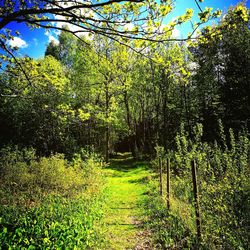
[
  {"x1": 159, "y1": 156, "x2": 163, "y2": 196},
  {"x1": 166, "y1": 158, "x2": 170, "y2": 209},
  {"x1": 191, "y1": 159, "x2": 202, "y2": 241}
]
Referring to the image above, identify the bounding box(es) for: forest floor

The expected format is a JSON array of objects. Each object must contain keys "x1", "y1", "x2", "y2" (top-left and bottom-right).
[{"x1": 103, "y1": 153, "x2": 154, "y2": 250}]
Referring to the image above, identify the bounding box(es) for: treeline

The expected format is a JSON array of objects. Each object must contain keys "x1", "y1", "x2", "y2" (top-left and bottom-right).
[{"x1": 0, "y1": 5, "x2": 249, "y2": 161}]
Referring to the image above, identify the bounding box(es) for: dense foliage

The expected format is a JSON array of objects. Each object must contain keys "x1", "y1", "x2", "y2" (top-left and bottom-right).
[
  {"x1": 0, "y1": 2, "x2": 249, "y2": 249},
  {"x1": 148, "y1": 122, "x2": 249, "y2": 248},
  {"x1": 0, "y1": 147, "x2": 106, "y2": 249},
  {"x1": 1, "y1": 4, "x2": 249, "y2": 160}
]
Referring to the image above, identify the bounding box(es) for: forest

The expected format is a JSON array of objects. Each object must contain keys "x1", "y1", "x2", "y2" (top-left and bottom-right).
[{"x1": 0, "y1": 0, "x2": 249, "y2": 249}]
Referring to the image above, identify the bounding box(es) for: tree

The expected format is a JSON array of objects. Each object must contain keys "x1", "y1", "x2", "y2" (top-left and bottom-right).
[
  {"x1": 2, "y1": 2, "x2": 246, "y2": 160},
  {"x1": 0, "y1": 0, "x2": 208, "y2": 41},
  {"x1": 0, "y1": 56, "x2": 76, "y2": 155},
  {"x1": 220, "y1": 5, "x2": 250, "y2": 131},
  {"x1": 45, "y1": 32, "x2": 127, "y2": 160},
  {"x1": 0, "y1": 0, "x2": 220, "y2": 76},
  {"x1": 192, "y1": 4, "x2": 250, "y2": 139}
]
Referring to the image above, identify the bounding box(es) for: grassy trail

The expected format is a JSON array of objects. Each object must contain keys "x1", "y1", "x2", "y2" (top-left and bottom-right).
[{"x1": 103, "y1": 154, "x2": 153, "y2": 250}]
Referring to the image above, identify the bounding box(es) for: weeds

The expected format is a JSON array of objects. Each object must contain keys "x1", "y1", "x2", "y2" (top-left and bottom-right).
[
  {"x1": 148, "y1": 123, "x2": 250, "y2": 249},
  {"x1": 0, "y1": 147, "x2": 106, "y2": 249}
]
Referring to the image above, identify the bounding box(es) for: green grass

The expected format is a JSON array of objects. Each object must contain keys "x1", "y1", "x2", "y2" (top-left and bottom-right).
[
  {"x1": 103, "y1": 153, "x2": 153, "y2": 249},
  {"x1": 0, "y1": 151, "x2": 161, "y2": 249},
  {"x1": 0, "y1": 150, "x2": 106, "y2": 249},
  {"x1": 143, "y1": 177, "x2": 198, "y2": 249},
  {"x1": 0, "y1": 195, "x2": 106, "y2": 249}
]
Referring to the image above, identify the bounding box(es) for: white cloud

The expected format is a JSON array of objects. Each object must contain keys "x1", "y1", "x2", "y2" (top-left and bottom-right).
[
  {"x1": 8, "y1": 37, "x2": 28, "y2": 48},
  {"x1": 33, "y1": 38, "x2": 38, "y2": 46},
  {"x1": 45, "y1": 30, "x2": 59, "y2": 44},
  {"x1": 53, "y1": 1, "x2": 94, "y2": 33},
  {"x1": 54, "y1": 29, "x2": 61, "y2": 36},
  {"x1": 48, "y1": 35, "x2": 59, "y2": 44},
  {"x1": 124, "y1": 23, "x2": 134, "y2": 31},
  {"x1": 54, "y1": 15, "x2": 90, "y2": 34},
  {"x1": 53, "y1": 16, "x2": 94, "y2": 41},
  {"x1": 50, "y1": 1, "x2": 96, "y2": 41},
  {"x1": 172, "y1": 28, "x2": 180, "y2": 38}
]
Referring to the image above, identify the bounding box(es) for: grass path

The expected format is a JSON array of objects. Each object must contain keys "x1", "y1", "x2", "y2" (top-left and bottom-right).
[{"x1": 103, "y1": 154, "x2": 153, "y2": 250}]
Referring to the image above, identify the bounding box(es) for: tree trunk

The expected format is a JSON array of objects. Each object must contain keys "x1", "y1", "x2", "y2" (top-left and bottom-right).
[{"x1": 105, "y1": 81, "x2": 109, "y2": 162}]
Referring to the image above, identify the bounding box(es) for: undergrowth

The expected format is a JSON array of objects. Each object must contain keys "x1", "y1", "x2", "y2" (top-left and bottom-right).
[
  {"x1": 143, "y1": 179, "x2": 197, "y2": 249},
  {"x1": 146, "y1": 122, "x2": 250, "y2": 249},
  {"x1": 0, "y1": 147, "x2": 106, "y2": 249}
]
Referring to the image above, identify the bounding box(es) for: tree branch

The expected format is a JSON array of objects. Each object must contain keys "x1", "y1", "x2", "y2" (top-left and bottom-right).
[{"x1": 0, "y1": 0, "x2": 144, "y2": 29}]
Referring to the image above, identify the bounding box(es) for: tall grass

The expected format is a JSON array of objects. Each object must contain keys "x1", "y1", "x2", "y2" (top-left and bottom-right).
[
  {"x1": 0, "y1": 147, "x2": 106, "y2": 249},
  {"x1": 147, "y1": 123, "x2": 250, "y2": 249}
]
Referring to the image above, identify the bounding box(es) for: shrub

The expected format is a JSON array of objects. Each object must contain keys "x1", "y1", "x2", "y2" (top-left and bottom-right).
[
  {"x1": 143, "y1": 179, "x2": 196, "y2": 249},
  {"x1": 0, "y1": 146, "x2": 106, "y2": 248},
  {"x1": 0, "y1": 195, "x2": 105, "y2": 249},
  {"x1": 150, "y1": 123, "x2": 250, "y2": 249}
]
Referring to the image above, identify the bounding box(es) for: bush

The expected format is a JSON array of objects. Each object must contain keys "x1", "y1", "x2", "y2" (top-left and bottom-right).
[
  {"x1": 149, "y1": 123, "x2": 250, "y2": 249},
  {"x1": 0, "y1": 195, "x2": 105, "y2": 249},
  {"x1": 0, "y1": 146, "x2": 106, "y2": 248},
  {"x1": 143, "y1": 179, "x2": 196, "y2": 249}
]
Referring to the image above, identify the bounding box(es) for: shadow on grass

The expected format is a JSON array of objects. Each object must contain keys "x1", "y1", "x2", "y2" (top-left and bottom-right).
[
  {"x1": 110, "y1": 207, "x2": 136, "y2": 210},
  {"x1": 106, "y1": 222, "x2": 138, "y2": 227},
  {"x1": 107, "y1": 152, "x2": 151, "y2": 172},
  {"x1": 128, "y1": 176, "x2": 151, "y2": 184}
]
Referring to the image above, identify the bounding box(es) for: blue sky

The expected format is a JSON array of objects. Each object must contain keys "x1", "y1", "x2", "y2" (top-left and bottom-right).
[
  {"x1": 5, "y1": 0, "x2": 249, "y2": 59},
  {"x1": 169, "y1": 0, "x2": 247, "y2": 38}
]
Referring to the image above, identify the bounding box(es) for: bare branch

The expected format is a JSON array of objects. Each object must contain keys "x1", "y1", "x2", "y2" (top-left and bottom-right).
[
  {"x1": 194, "y1": 0, "x2": 203, "y2": 13},
  {"x1": 0, "y1": 40, "x2": 33, "y2": 87}
]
